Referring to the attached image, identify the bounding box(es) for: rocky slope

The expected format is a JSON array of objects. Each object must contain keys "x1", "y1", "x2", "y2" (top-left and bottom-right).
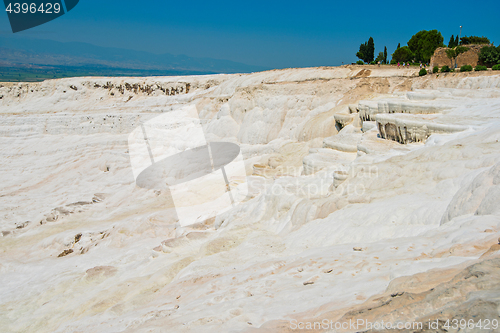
[{"x1": 1, "y1": 66, "x2": 499, "y2": 332}]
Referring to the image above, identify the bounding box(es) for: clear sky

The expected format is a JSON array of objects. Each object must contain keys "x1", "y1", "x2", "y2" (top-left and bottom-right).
[{"x1": 1, "y1": 0, "x2": 499, "y2": 68}]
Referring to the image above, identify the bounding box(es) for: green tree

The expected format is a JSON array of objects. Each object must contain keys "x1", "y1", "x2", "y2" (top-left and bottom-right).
[
  {"x1": 366, "y1": 37, "x2": 375, "y2": 63},
  {"x1": 445, "y1": 46, "x2": 468, "y2": 68},
  {"x1": 397, "y1": 43, "x2": 400, "y2": 49},
  {"x1": 460, "y1": 36, "x2": 490, "y2": 45},
  {"x1": 455, "y1": 35, "x2": 459, "y2": 46},
  {"x1": 448, "y1": 34, "x2": 456, "y2": 48},
  {"x1": 478, "y1": 45, "x2": 500, "y2": 67},
  {"x1": 356, "y1": 43, "x2": 367, "y2": 63},
  {"x1": 375, "y1": 51, "x2": 385, "y2": 63},
  {"x1": 356, "y1": 37, "x2": 375, "y2": 63},
  {"x1": 384, "y1": 46, "x2": 388, "y2": 64},
  {"x1": 392, "y1": 46, "x2": 414, "y2": 63},
  {"x1": 408, "y1": 30, "x2": 445, "y2": 63}
]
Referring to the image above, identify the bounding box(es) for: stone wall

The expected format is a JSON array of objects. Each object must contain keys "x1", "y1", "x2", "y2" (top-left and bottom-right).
[{"x1": 430, "y1": 44, "x2": 486, "y2": 68}]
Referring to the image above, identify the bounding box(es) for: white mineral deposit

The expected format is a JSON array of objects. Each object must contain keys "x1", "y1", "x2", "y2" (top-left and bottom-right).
[{"x1": 1, "y1": 66, "x2": 500, "y2": 332}]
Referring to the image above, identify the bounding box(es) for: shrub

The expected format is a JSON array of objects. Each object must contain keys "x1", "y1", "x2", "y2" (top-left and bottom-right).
[
  {"x1": 433, "y1": 66, "x2": 439, "y2": 73},
  {"x1": 460, "y1": 65, "x2": 473, "y2": 72},
  {"x1": 370, "y1": 61, "x2": 376, "y2": 65},
  {"x1": 419, "y1": 68, "x2": 427, "y2": 76},
  {"x1": 441, "y1": 65, "x2": 451, "y2": 72},
  {"x1": 390, "y1": 59, "x2": 397, "y2": 64},
  {"x1": 475, "y1": 65, "x2": 487, "y2": 71},
  {"x1": 479, "y1": 46, "x2": 500, "y2": 67},
  {"x1": 492, "y1": 64, "x2": 500, "y2": 70},
  {"x1": 356, "y1": 60, "x2": 364, "y2": 65}
]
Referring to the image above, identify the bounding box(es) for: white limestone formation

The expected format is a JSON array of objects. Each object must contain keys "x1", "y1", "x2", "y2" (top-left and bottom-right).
[{"x1": 1, "y1": 67, "x2": 500, "y2": 333}]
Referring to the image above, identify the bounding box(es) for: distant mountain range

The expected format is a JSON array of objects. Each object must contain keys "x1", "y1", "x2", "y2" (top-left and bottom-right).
[{"x1": 0, "y1": 36, "x2": 268, "y2": 80}]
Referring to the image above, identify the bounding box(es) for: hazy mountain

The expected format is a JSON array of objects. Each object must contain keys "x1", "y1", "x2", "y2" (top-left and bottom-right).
[{"x1": 0, "y1": 36, "x2": 268, "y2": 75}]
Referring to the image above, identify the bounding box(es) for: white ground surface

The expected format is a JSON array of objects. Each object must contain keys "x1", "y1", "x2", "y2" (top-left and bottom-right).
[{"x1": 1, "y1": 67, "x2": 500, "y2": 332}]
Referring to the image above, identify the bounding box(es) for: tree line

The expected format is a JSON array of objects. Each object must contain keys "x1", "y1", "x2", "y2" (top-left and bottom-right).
[{"x1": 355, "y1": 31, "x2": 492, "y2": 65}]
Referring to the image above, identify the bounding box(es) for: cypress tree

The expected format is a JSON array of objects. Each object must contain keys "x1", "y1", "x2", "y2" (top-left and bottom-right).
[
  {"x1": 356, "y1": 37, "x2": 376, "y2": 63},
  {"x1": 356, "y1": 42, "x2": 368, "y2": 63},
  {"x1": 448, "y1": 35, "x2": 455, "y2": 48},
  {"x1": 383, "y1": 46, "x2": 388, "y2": 64},
  {"x1": 367, "y1": 37, "x2": 375, "y2": 63}
]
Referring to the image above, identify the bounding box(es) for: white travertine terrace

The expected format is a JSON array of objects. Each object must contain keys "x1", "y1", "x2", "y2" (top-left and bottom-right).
[{"x1": 1, "y1": 67, "x2": 500, "y2": 332}]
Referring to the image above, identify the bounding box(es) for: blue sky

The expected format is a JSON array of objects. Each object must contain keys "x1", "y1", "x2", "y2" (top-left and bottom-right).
[{"x1": 1, "y1": 0, "x2": 499, "y2": 68}]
